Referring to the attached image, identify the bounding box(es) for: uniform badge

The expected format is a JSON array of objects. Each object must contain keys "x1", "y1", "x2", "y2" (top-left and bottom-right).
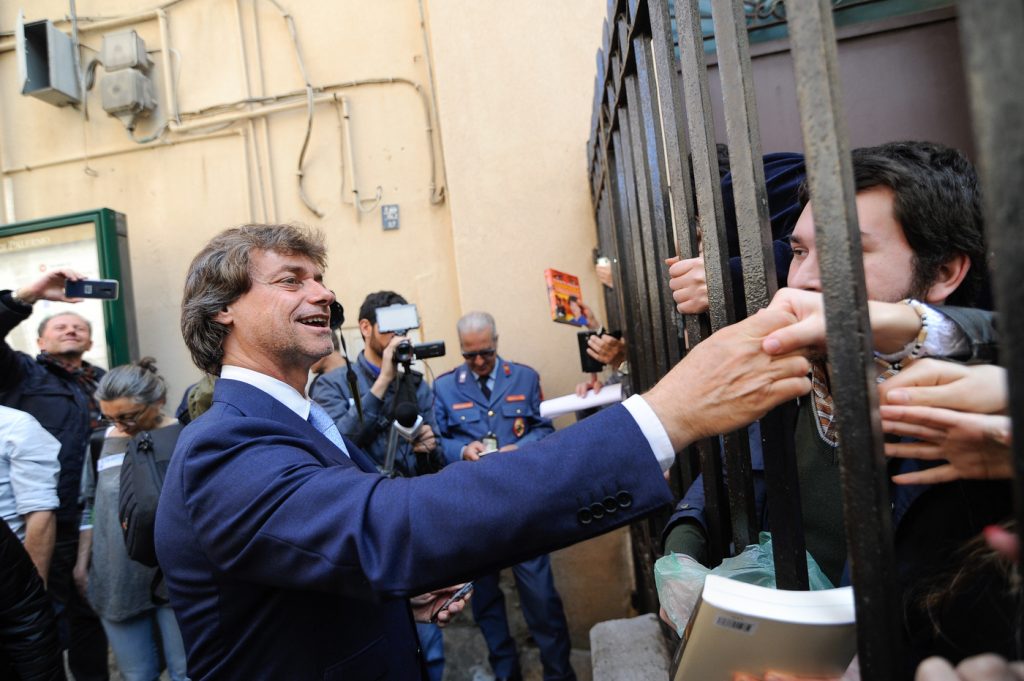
[
  {"x1": 513, "y1": 417, "x2": 526, "y2": 438},
  {"x1": 503, "y1": 364, "x2": 511, "y2": 377},
  {"x1": 458, "y1": 369, "x2": 467, "y2": 384}
]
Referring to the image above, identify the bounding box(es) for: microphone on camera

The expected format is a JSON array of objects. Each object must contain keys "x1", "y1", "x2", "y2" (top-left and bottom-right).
[{"x1": 381, "y1": 402, "x2": 423, "y2": 477}]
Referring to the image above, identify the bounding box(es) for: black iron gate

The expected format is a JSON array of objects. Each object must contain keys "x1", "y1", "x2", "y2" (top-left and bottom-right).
[{"x1": 586, "y1": 1, "x2": 1024, "y2": 677}]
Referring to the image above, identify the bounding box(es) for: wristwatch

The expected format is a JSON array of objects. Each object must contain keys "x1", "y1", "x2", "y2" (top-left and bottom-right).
[{"x1": 8, "y1": 290, "x2": 31, "y2": 307}]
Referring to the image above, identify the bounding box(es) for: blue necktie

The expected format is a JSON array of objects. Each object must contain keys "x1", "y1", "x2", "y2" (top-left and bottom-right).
[{"x1": 307, "y1": 401, "x2": 350, "y2": 458}]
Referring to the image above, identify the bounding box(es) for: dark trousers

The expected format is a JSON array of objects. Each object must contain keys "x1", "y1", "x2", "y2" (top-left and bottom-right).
[
  {"x1": 471, "y1": 554, "x2": 575, "y2": 681},
  {"x1": 48, "y1": 526, "x2": 108, "y2": 681}
]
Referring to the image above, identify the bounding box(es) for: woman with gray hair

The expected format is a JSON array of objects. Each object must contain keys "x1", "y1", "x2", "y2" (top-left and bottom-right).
[{"x1": 73, "y1": 357, "x2": 187, "y2": 681}]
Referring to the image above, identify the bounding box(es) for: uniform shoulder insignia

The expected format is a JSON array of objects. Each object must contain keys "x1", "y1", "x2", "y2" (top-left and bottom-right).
[{"x1": 507, "y1": 360, "x2": 540, "y2": 374}]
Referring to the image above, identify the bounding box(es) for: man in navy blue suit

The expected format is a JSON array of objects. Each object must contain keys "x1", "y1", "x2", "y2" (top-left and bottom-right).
[
  {"x1": 434, "y1": 311, "x2": 574, "y2": 681},
  {"x1": 155, "y1": 223, "x2": 813, "y2": 680}
]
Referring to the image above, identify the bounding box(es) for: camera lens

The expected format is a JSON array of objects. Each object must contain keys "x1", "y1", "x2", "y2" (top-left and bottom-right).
[{"x1": 394, "y1": 340, "x2": 414, "y2": 364}]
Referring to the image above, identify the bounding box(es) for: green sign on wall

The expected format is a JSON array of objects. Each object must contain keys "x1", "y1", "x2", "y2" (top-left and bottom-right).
[{"x1": 0, "y1": 208, "x2": 137, "y2": 369}]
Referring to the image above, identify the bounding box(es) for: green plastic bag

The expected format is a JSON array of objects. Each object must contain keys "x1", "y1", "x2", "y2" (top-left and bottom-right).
[{"x1": 654, "y1": 532, "x2": 834, "y2": 635}]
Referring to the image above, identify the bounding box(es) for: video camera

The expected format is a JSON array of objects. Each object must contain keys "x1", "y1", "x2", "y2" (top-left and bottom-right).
[{"x1": 375, "y1": 303, "x2": 446, "y2": 366}]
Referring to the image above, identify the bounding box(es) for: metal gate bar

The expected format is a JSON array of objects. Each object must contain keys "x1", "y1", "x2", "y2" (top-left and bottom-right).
[
  {"x1": 628, "y1": 2, "x2": 683, "y2": 371},
  {"x1": 706, "y1": 0, "x2": 809, "y2": 588},
  {"x1": 675, "y1": 0, "x2": 763, "y2": 562},
  {"x1": 956, "y1": 0, "x2": 1024, "y2": 554},
  {"x1": 587, "y1": 1, "x2": 1021, "y2": 676},
  {"x1": 786, "y1": 1, "x2": 901, "y2": 677}
]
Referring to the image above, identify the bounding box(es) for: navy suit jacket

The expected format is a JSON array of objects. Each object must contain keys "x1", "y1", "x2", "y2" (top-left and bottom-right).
[{"x1": 155, "y1": 378, "x2": 672, "y2": 680}]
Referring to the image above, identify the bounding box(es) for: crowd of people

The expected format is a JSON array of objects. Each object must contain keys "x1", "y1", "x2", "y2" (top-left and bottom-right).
[{"x1": 0, "y1": 139, "x2": 1018, "y2": 681}]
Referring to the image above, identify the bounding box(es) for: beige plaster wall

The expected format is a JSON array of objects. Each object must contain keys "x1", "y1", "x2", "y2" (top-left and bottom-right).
[
  {"x1": 0, "y1": 0, "x2": 461, "y2": 399},
  {"x1": 426, "y1": 1, "x2": 610, "y2": 389},
  {"x1": 425, "y1": 1, "x2": 630, "y2": 649},
  {"x1": 0, "y1": 0, "x2": 633, "y2": 648}
]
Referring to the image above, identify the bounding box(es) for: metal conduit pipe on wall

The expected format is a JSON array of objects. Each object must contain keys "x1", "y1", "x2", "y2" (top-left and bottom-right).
[{"x1": 0, "y1": 1, "x2": 448, "y2": 217}]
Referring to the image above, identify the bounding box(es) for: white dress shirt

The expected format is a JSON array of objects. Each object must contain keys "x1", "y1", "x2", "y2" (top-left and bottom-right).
[
  {"x1": 223, "y1": 365, "x2": 675, "y2": 472},
  {"x1": 221, "y1": 365, "x2": 314, "y2": 419}
]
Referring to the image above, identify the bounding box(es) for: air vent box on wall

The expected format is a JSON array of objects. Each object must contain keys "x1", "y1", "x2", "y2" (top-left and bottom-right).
[{"x1": 15, "y1": 14, "x2": 81, "y2": 106}]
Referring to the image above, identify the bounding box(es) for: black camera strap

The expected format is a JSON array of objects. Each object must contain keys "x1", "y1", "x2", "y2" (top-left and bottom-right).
[{"x1": 336, "y1": 331, "x2": 364, "y2": 426}]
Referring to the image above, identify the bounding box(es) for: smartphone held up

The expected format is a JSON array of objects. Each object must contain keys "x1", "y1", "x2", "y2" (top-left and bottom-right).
[{"x1": 65, "y1": 278, "x2": 120, "y2": 300}]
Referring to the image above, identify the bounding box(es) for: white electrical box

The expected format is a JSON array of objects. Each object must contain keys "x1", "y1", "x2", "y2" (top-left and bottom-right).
[
  {"x1": 101, "y1": 30, "x2": 152, "y2": 72},
  {"x1": 15, "y1": 13, "x2": 81, "y2": 106}
]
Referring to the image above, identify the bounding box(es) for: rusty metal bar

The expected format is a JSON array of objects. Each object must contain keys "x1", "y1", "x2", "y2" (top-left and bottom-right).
[
  {"x1": 695, "y1": 0, "x2": 765, "y2": 554},
  {"x1": 708, "y1": 0, "x2": 777, "y2": 313},
  {"x1": 611, "y1": 119, "x2": 657, "y2": 393},
  {"x1": 615, "y1": 11, "x2": 663, "y2": 394},
  {"x1": 787, "y1": 1, "x2": 901, "y2": 677},
  {"x1": 624, "y1": 71, "x2": 672, "y2": 377},
  {"x1": 608, "y1": 45, "x2": 644, "y2": 376},
  {"x1": 647, "y1": 0, "x2": 708, "y2": 495},
  {"x1": 674, "y1": 0, "x2": 734, "y2": 334},
  {"x1": 647, "y1": 0, "x2": 706, "y2": 348},
  {"x1": 677, "y1": 0, "x2": 758, "y2": 564},
  {"x1": 629, "y1": 1, "x2": 683, "y2": 371},
  {"x1": 595, "y1": 99, "x2": 633, "y2": 367},
  {"x1": 957, "y1": 0, "x2": 1024, "y2": 546},
  {"x1": 708, "y1": 0, "x2": 805, "y2": 579},
  {"x1": 595, "y1": 193, "x2": 624, "y2": 333}
]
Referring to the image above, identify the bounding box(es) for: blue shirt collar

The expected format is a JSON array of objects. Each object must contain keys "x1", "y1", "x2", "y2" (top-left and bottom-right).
[{"x1": 357, "y1": 351, "x2": 382, "y2": 378}]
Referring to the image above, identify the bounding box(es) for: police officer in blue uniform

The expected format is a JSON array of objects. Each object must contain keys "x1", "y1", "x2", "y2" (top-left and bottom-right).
[{"x1": 434, "y1": 311, "x2": 575, "y2": 681}]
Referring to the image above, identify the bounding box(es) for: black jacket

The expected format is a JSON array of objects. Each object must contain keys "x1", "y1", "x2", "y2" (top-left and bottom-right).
[
  {"x1": 0, "y1": 520, "x2": 64, "y2": 680},
  {"x1": 0, "y1": 291, "x2": 104, "y2": 527}
]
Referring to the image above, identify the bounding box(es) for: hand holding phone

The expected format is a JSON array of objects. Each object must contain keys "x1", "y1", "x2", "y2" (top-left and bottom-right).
[
  {"x1": 429, "y1": 582, "x2": 474, "y2": 623},
  {"x1": 13, "y1": 268, "x2": 90, "y2": 305}
]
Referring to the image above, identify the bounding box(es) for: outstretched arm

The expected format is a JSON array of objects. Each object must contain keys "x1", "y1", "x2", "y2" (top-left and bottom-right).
[
  {"x1": 645, "y1": 307, "x2": 811, "y2": 451},
  {"x1": 761, "y1": 288, "x2": 924, "y2": 356}
]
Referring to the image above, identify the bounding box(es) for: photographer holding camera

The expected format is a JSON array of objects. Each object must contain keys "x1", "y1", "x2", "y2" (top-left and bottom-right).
[
  {"x1": 309, "y1": 290, "x2": 446, "y2": 680},
  {"x1": 309, "y1": 290, "x2": 444, "y2": 479}
]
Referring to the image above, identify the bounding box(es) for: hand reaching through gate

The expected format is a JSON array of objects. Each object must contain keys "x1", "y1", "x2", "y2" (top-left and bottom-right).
[
  {"x1": 881, "y1": 406, "x2": 1012, "y2": 484},
  {"x1": 761, "y1": 288, "x2": 927, "y2": 356},
  {"x1": 877, "y1": 360, "x2": 1012, "y2": 485},
  {"x1": 643, "y1": 307, "x2": 811, "y2": 451},
  {"x1": 915, "y1": 654, "x2": 1024, "y2": 681},
  {"x1": 878, "y1": 359, "x2": 1008, "y2": 414},
  {"x1": 665, "y1": 255, "x2": 710, "y2": 314},
  {"x1": 729, "y1": 653, "x2": 1024, "y2": 680}
]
